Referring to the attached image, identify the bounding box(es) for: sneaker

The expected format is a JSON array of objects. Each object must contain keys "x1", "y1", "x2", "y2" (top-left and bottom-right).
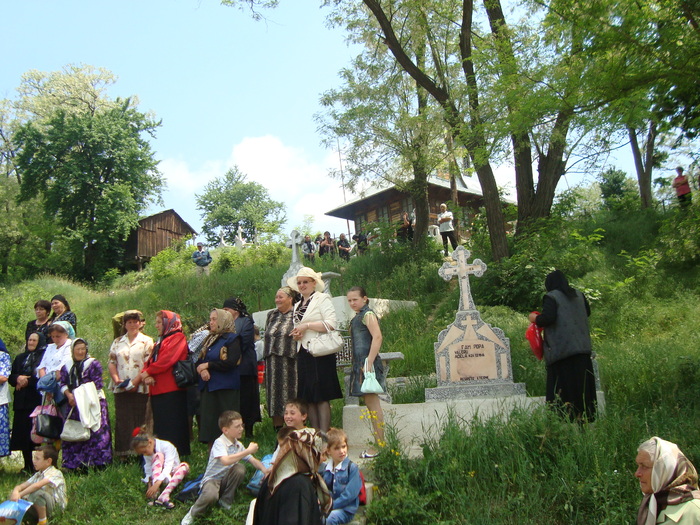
[
  {"x1": 360, "y1": 450, "x2": 379, "y2": 459},
  {"x1": 181, "y1": 509, "x2": 194, "y2": 525},
  {"x1": 218, "y1": 500, "x2": 232, "y2": 510}
]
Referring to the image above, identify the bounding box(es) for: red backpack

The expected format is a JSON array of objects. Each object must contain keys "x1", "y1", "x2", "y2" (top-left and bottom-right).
[{"x1": 358, "y1": 469, "x2": 367, "y2": 505}]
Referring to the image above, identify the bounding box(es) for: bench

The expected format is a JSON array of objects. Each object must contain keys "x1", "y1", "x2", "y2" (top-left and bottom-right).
[{"x1": 337, "y1": 332, "x2": 404, "y2": 405}]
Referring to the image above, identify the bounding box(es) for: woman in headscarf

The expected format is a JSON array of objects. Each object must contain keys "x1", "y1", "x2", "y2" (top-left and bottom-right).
[
  {"x1": 49, "y1": 294, "x2": 77, "y2": 332},
  {"x1": 0, "y1": 338, "x2": 11, "y2": 459},
  {"x1": 9, "y1": 332, "x2": 47, "y2": 472},
  {"x1": 140, "y1": 310, "x2": 190, "y2": 456},
  {"x1": 636, "y1": 437, "x2": 700, "y2": 525},
  {"x1": 196, "y1": 308, "x2": 241, "y2": 445},
  {"x1": 253, "y1": 429, "x2": 331, "y2": 525},
  {"x1": 529, "y1": 269, "x2": 596, "y2": 422},
  {"x1": 107, "y1": 310, "x2": 154, "y2": 458},
  {"x1": 223, "y1": 297, "x2": 260, "y2": 439},
  {"x1": 289, "y1": 267, "x2": 343, "y2": 432},
  {"x1": 58, "y1": 338, "x2": 113, "y2": 471},
  {"x1": 264, "y1": 286, "x2": 300, "y2": 430}
]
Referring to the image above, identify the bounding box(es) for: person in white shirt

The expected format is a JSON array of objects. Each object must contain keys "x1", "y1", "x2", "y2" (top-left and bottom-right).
[{"x1": 437, "y1": 203, "x2": 458, "y2": 256}]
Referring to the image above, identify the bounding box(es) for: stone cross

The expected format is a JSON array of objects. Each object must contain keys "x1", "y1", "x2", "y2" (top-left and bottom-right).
[
  {"x1": 285, "y1": 230, "x2": 302, "y2": 265},
  {"x1": 438, "y1": 246, "x2": 487, "y2": 311}
]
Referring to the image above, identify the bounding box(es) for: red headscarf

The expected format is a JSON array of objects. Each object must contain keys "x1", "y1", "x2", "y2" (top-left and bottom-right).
[{"x1": 158, "y1": 310, "x2": 182, "y2": 339}]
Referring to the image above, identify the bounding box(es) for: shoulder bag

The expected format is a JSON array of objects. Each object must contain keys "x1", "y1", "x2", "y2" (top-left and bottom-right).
[
  {"x1": 60, "y1": 407, "x2": 90, "y2": 442},
  {"x1": 34, "y1": 397, "x2": 63, "y2": 440},
  {"x1": 307, "y1": 321, "x2": 344, "y2": 357},
  {"x1": 173, "y1": 358, "x2": 197, "y2": 388}
]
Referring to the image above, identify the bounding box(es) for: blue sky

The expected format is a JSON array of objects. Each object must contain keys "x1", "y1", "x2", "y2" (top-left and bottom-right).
[{"x1": 3, "y1": 0, "x2": 361, "y2": 239}]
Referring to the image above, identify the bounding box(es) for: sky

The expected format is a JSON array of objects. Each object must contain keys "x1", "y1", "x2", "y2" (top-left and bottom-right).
[
  {"x1": 2, "y1": 0, "x2": 364, "y2": 240},
  {"x1": 3, "y1": 1, "x2": 654, "y2": 244}
]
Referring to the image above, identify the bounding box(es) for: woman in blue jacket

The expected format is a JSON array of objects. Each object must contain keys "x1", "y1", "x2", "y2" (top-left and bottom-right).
[{"x1": 195, "y1": 309, "x2": 241, "y2": 445}]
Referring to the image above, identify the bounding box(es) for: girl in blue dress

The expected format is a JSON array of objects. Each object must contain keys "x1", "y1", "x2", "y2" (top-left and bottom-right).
[{"x1": 347, "y1": 286, "x2": 385, "y2": 458}]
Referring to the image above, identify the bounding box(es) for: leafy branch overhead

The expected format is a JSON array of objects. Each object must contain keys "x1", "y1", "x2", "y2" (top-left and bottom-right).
[{"x1": 195, "y1": 167, "x2": 286, "y2": 246}]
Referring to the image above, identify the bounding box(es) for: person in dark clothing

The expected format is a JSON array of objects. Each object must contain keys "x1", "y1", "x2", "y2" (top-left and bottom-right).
[{"x1": 529, "y1": 270, "x2": 596, "y2": 422}]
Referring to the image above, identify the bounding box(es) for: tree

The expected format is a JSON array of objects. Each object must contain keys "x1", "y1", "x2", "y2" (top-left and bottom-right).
[
  {"x1": 14, "y1": 99, "x2": 163, "y2": 280},
  {"x1": 196, "y1": 167, "x2": 286, "y2": 245}
]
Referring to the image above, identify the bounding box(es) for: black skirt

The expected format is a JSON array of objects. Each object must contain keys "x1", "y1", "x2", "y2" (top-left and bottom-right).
[
  {"x1": 546, "y1": 353, "x2": 597, "y2": 422},
  {"x1": 296, "y1": 348, "x2": 343, "y2": 403},
  {"x1": 151, "y1": 390, "x2": 190, "y2": 456}
]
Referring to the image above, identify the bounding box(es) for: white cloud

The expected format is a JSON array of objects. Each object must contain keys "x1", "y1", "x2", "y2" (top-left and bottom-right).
[{"x1": 154, "y1": 135, "x2": 353, "y2": 239}]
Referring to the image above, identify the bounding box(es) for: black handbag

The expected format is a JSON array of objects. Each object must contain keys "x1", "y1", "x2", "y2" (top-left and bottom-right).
[
  {"x1": 173, "y1": 359, "x2": 197, "y2": 388},
  {"x1": 35, "y1": 404, "x2": 63, "y2": 440}
]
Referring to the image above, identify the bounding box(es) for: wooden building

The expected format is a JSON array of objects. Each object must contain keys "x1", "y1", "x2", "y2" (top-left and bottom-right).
[
  {"x1": 326, "y1": 172, "x2": 486, "y2": 234},
  {"x1": 125, "y1": 209, "x2": 197, "y2": 270}
]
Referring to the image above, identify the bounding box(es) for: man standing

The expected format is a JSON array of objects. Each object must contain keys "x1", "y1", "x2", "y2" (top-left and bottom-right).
[
  {"x1": 192, "y1": 241, "x2": 212, "y2": 275},
  {"x1": 437, "y1": 203, "x2": 458, "y2": 256},
  {"x1": 672, "y1": 166, "x2": 692, "y2": 208}
]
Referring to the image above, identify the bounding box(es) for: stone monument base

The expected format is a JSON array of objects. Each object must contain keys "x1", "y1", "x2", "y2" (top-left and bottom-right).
[{"x1": 425, "y1": 381, "x2": 526, "y2": 401}]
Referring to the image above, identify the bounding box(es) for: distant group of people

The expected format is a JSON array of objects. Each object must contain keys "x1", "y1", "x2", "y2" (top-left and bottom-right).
[{"x1": 301, "y1": 232, "x2": 353, "y2": 262}]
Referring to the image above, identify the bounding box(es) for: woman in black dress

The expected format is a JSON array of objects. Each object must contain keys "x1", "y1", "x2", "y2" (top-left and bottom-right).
[
  {"x1": 9, "y1": 332, "x2": 47, "y2": 472},
  {"x1": 529, "y1": 270, "x2": 596, "y2": 422},
  {"x1": 25, "y1": 300, "x2": 52, "y2": 341}
]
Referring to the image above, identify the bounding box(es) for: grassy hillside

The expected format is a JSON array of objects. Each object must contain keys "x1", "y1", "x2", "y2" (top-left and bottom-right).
[{"x1": 0, "y1": 206, "x2": 698, "y2": 524}]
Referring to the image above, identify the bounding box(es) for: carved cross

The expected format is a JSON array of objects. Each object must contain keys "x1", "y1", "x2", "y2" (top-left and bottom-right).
[
  {"x1": 438, "y1": 246, "x2": 487, "y2": 311},
  {"x1": 285, "y1": 230, "x2": 303, "y2": 265}
]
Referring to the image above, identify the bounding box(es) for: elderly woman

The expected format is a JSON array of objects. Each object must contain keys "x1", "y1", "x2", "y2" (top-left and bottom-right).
[
  {"x1": 49, "y1": 294, "x2": 77, "y2": 333},
  {"x1": 253, "y1": 429, "x2": 331, "y2": 525},
  {"x1": 636, "y1": 437, "x2": 700, "y2": 525},
  {"x1": 264, "y1": 286, "x2": 300, "y2": 429},
  {"x1": 59, "y1": 338, "x2": 113, "y2": 470},
  {"x1": 196, "y1": 308, "x2": 241, "y2": 445},
  {"x1": 0, "y1": 339, "x2": 10, "y2": 459},
  {"x1": 529, "y1": 269, "x2": 596, "y2": 422},
  {"x1": 140, "y1": 310, "x2": 190, "y2": 456},
  {"x1": 107, "y1": 310, "x2": 154, "y2": 458},
  {"x1": 223, "y1": 297, "x2": 260, "y2": 439},
  {"x1": 289, "y1": 267, "x2": 343, "y2": 432},
  {"x1": 36, "y1": 321, "x2": 74, "y2": 404},
  {"x1": 9, "y1": 332, "x2": 47, "y2": 472},
  {"x1": 25, "y1": 300, "x2": 52, "y2": 340}
]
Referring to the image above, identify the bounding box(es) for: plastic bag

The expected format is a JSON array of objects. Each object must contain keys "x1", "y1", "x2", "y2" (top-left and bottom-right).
[
  {"x1": 525, "y1": 312, "x2": 544, "y2": 361},
  {"x1": 0, "y1": 498, "x2": 33, "y2": 524}
]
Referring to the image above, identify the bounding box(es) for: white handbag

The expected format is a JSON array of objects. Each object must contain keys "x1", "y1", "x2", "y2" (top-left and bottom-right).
[
  {"x1": 60, "y1": 408, "x2": 90, "y2": 442},
  {"x1": 307, "y1": 321, "x2": 344, "y2": 357}
]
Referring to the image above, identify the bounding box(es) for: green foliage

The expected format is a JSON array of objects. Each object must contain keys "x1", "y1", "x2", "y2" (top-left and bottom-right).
[
  {"x1": 14, "y1": 98, "x2": 163, "y2": 281},
  {"x1": 143, "y1": 238, "x2": 194, "y2": 283},
  {"x1": 597, "y1": 168, "x2": 638, "y2": 211},
  {"x1": 213, "y1": 243, "x2": 287, "y2": 273},
  {"x1": 657, "y1": 205, "x2": 700, "y2": 265},
  {"x1": 196, "y1": 167, "x2": 286, "y2": 245}
]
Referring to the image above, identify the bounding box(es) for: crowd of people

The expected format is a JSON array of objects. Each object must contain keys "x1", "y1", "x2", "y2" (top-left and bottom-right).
[
  {"x1": 0, "y1": 267, "x2": 386, "y2": 524},
  {"x1": 0, "y1": 267, "x2": 696, "y2": 524}
]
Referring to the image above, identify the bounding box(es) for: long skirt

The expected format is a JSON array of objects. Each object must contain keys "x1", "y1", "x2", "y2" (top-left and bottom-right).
[
  {"x1": 151, "y1": 390, "x2": 190, "y2": 456},
  {"x1": 10, "y1": 407, "x2": 35, "y2": 457},
  {"x1": 240, "y1": 376, "x2": 261, "y2": 431},
  {"x1": 546, "y1": 353, "x2": 597, "y2": 422},
  {"x1": 113, "y1": 392, "x2": 150, "y2": 456},
  {"x1": 265, "y1": 354, "x2": 298, "y2": 419},
  {"x1": 199, "y1": 388, "x2": 239, "y2": 443},
  {"x1": 61, "y1": 398, "x2": 113, "y2": 469},
  {"x1": 0, "y1": 405, "x2": 9, "y2": 457},
  {"x1": 296, "y1": 348, "x2": 342, "y2": 404}
]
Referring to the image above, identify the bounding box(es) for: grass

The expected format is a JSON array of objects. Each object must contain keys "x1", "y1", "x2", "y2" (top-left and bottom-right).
[{"x1": 0, "y1": 203, "x2": 699, "y2": 523}]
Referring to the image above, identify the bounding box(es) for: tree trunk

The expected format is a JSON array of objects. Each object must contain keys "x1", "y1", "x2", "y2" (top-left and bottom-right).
[
  {"x1": 410, "y1": 167, "x2": 430, "y2": 246},
  {"x1": 444, "y1": 132, "x2": 461, "y2": 239},
  {"x1": 628, "y1": 122, "x2": 657, "y2": 209}
]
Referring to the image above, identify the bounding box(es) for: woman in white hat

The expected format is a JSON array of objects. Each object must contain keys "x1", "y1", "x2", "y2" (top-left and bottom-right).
[{"x1": 288, "y1": 267, "x2": 343, "y2": 432}]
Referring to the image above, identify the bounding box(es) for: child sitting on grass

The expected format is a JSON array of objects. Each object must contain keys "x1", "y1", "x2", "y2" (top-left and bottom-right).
[
  {"x1": 9, "y1": 445, "x2": 67, "y2": 525},
  {"x1": 320, "y1": 428, "x2": 363, "y2": 525},
  {"x1": 131, "y1": 429, "x2": 190, "y2": 509},
  {"x1": 181, "y1": 411, "x2": 268, "y2": 525}
]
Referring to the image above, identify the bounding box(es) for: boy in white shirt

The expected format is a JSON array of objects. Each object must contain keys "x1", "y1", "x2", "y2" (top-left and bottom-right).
[
  {"x1": 181, "y1": 411, "x2": 268, "y2": 525},
  {"x1": 10, "y1": 445, "x2": 67, "y2": 525}
]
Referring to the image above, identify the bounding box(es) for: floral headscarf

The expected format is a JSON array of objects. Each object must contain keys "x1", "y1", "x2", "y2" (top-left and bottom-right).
[
  {"x1": 158, "y1": 310, "x2": 182, "y2": 339},
  {"x1": 68, "y1": 338, "x2": 91, "y2": 391},
  {"x1": 53, "y1": 320, "x2": 75, "y2": 340},
  {"x1": 223, "y1": 297, "x2": 250, "y2": 318},
  {"x1": 266, "y1": 429, "x2": 332, "y2": 515},
  {"x1": 637, "y1": 437, "x2": 700, "y2": 525}
]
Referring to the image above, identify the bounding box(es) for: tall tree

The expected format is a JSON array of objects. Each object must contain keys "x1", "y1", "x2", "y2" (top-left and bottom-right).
[
  {"x1": 196, "y1": 167, "x2": 286, "y2": 245},
  {"x1": 14, "y1": 99, "x2": 163, "y2": 280}
]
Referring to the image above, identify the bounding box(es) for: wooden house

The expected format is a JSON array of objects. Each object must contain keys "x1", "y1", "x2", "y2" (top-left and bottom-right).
[
  {"x1": 325, "y1": 172, "x2": 487, "y2": 235},
  {"x1": 125, "y1": 209, "x2": 197, "y2": 270}
]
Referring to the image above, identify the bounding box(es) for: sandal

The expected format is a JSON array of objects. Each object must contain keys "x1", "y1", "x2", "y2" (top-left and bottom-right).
[{"x1": 154, "y1": 500, "x2": 175, "y2": 510}]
